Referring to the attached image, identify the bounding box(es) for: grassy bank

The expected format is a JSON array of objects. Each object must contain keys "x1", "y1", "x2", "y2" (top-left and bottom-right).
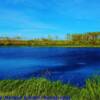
[{"x1": 0, "y1": 77, "x2": 100, "y2": 100}]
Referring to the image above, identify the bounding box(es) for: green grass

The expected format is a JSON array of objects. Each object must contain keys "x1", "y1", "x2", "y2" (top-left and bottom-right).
[{"x1": 0, "y1": 76, "x2": 100, "y2": 100}]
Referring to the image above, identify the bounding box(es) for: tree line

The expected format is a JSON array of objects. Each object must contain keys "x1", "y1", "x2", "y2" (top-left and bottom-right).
[{"x1": 0, "y1": 32, "x2": 100, "y2": 47}]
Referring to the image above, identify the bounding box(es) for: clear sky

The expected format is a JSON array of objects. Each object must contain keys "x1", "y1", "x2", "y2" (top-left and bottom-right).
[{"x1": 0, "y1": 0, "x2": 100, "y2": 39}]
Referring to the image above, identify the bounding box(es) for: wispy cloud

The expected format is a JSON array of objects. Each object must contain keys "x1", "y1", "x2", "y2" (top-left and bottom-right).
[
  {"x1": 0, "y1": 0, "x2": 100, "y2": 37},
  {"x1": 0, "y1": 3, "x2": 58, "y2": 31}
]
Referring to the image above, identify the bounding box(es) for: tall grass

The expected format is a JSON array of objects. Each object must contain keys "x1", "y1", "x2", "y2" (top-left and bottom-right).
[{"x1": 0, "y1": 76, "x2": 100, "y2": 100}]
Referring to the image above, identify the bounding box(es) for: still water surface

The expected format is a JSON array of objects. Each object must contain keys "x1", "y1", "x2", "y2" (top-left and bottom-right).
[{"x1": 0, "y1": 47, "x2": 100, "y2": 87}]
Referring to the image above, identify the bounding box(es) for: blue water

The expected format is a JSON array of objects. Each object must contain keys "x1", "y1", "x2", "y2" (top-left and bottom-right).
[{"x1": 0, "y1": 47, "x2": 100, "y2": 87}]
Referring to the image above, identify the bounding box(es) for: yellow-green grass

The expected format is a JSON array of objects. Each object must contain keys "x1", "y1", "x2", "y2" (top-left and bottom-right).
[{"x1": 0, "y1": 76, "x2": 100, "y2": 100}]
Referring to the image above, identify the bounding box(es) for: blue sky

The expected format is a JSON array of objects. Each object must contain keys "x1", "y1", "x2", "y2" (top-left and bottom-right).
[{"x1": 0, "y1": 0, "x2": 100, "y2": 39}]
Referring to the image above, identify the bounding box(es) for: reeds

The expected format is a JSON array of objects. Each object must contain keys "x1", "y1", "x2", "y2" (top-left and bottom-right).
[{"x1": 0, "y1": 76, "x2": 100, "y2": 100}]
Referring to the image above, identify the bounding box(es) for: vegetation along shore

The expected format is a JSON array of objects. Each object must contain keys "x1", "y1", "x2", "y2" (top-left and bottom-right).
[
  {"x1": 0, "y1": 76, "x2": 100, "y2": 100},
  {"x1": 0, "y1": 32, "x2": 100, "y2": 47}
]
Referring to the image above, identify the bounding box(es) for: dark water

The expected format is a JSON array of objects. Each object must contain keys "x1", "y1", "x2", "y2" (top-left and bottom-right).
[{"x1": 0, "y1": 47, "x2": 100, "y2": 87}]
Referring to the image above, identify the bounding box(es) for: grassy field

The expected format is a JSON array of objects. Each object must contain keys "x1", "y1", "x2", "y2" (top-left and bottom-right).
[{"x1": 0, "y1": 76, "x2": 100, "y2": 100}]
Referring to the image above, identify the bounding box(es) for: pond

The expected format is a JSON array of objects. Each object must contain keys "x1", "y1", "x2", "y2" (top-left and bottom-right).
[{"x1": 0, "y1": 47, "x2": 100, "y2": 87}]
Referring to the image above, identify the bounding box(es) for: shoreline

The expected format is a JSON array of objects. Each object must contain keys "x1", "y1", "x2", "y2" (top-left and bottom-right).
[{"x1": 0, "y1": 45, "x2": 100, "y2": 48}]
